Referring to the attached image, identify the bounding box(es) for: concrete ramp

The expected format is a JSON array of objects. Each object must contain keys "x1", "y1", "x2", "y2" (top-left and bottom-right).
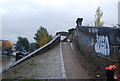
[{"x1": 2, "y1": 44, "x2": 64, "y2": 79}]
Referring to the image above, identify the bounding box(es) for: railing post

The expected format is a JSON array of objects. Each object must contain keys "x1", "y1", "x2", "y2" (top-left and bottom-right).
[{"x1": 105, "y1": 65, "x2": 117, "y2": 81}]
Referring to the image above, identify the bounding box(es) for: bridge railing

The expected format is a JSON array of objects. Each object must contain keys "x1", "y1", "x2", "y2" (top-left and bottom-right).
[{"x1": 2, "y1": 34, "x2": 61, "y2": 73}]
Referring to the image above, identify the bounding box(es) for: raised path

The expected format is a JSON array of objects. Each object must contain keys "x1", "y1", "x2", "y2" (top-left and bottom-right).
[
  {"x1": 3, "y1": 41, "x2": 92, "y2": 79},
  {"x1": 62, "y1": 42, "x2": 90, "y2": 79},
  {"x1": 3, "y1": 44, "x2": 63, "y2": 79}
]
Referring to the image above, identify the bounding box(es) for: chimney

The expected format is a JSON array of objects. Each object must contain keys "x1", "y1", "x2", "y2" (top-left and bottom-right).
[{"x1": 76, "y1": 18, "x2": 83, "y2": 27}]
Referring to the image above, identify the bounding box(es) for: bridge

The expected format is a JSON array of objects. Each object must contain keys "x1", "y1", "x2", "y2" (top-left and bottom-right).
[{"x1": 2, "y1": 18, "x2": 120, "y2": 80}]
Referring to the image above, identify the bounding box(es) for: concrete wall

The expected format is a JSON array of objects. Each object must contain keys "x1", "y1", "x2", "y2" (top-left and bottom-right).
[
  {"x1": 73, "y1": 26, "x2": 120, "y2": 78},
  {"x1": 2, "y1": 34, "x2": 61, "y2": 73}
]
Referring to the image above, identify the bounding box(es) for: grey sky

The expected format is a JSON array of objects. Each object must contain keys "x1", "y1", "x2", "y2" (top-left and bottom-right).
[{"x1": 0, "y1": 0, "x2": 119, "y2": 43}]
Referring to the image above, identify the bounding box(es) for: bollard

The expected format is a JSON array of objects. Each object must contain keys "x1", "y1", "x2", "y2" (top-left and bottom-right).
[
  {"x1": 106, "y1": 69, "x2": 115, "y2": 81},
  {"x1": 114, "y1": 75, "x2": 120, "y2": 81},
  {"x1": 105, "y1": 65, "x2": 117, "y2": 81}
]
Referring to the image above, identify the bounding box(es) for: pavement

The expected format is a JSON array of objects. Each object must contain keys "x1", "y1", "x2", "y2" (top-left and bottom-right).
[
  {"x1": 2, "y1": 41, "x2": 93, "y2": 80},
  {"x1": 2, "y1": 44, "x2": 63, "y2": 79},
  {"x1": 62, "y1": 42, "x2": 91, "y2": 79}
]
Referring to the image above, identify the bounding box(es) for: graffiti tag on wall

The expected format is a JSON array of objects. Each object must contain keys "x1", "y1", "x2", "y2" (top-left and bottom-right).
[
  {"x1": 89, "y1": 28, "x2": 98, "y2": 33},
  {"x1": 95, "y1": 35, "x2": 110, "y2": 56}
]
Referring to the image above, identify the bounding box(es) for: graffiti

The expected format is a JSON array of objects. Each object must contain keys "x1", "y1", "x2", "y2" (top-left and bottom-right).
[
  {"x1": 80, "y1": 33, "x2": 90, "y2": 47},
  {"x1": 95, "y1": 35, "x2": 110, "y2": 56},
  {"x1": 90, "y1": 38, "x2": 94, "y2": 49},
  {"x1": 89, "y1": 28, "x2": 98, "y2": 33},
  {"x1": 117, "y1": 37, "x2": 120, "y2": 44},
  {"x1": 90, "y1": 38, "x2": 94, "y2": 46},
  {"x1": 82, "y1": 36, "x2": 90, "y2": 47}
]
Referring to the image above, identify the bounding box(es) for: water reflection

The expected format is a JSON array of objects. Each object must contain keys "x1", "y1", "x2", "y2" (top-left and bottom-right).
[{"x1": 1, "y1": 55, "x2": 15, "y2": 72}]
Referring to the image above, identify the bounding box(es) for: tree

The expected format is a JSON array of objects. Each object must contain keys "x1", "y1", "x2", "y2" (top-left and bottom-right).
[
  {"x1": 2, "y1": 40, "x2": 12, "y2": 51},
  {"x1": 34, "y1": 26, "x2": 52, "y2": 48},
  {"x1": 15, "y1": 36, "x2": 29, "y2": 52},
  {"x1": 29, "y1": 43, "x2": 37, "y2": 52},
  {"x1": 95, "y1": 7, "x2": 104, "y2": 26}
]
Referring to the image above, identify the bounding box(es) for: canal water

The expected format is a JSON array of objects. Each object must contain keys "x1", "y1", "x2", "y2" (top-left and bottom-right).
[{"x1": 0, "y1": 55, "x2": 15, "y2": 73}]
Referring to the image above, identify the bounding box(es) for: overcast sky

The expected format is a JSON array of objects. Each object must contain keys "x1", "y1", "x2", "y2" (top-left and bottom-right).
[{"x1": 0, "y1": 0, "x2": 119, "y2": 43}]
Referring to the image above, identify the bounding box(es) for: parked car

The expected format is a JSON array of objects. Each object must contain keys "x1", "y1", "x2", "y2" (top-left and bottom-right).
[
  {"x1": 0, "y1": 52, "x2": 2, "y2": 55},
  {"x1": 15, "y1": 51, "x2": 24, "y2": 61},
  {"x1": 21, "y1": 50, "x2": 28, "y2": 56},
  {"x1": 15, "y1": 50, "x2": 29, "y2": 61},
  {"x1": 12, "y1": 51, "x2": 17, "y2": 56},
  {"x1": 2, "y1": 51, "x2": 11, "y2": 55},
  {"x1": 67, "y1": 39, "x2": 72, "y2": 43}
]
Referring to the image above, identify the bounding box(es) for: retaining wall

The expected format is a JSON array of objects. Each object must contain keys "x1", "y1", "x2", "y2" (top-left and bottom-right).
[{"x1": 73, "y1": 26, "x2": 120, "y2": 78}]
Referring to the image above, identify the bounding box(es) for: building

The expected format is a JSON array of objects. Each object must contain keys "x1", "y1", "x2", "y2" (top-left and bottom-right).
[
  {"x1": 118, "y1": 1, "x2": 120, "y2": 26},
  {"x1": 0, "y1": 40, "x2": 2, "y2": 53}
]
